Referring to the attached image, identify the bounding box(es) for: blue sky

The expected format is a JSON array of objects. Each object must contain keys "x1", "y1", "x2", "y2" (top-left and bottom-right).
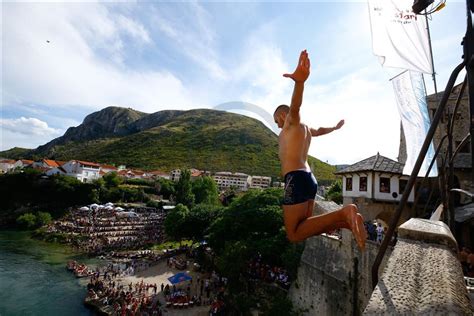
[{"x1": 1, "y1": 1, "x2": 467, "y2": 165}]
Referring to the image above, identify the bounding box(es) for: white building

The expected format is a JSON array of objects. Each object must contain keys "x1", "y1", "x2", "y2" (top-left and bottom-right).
[
  {"x1": 170, "y1": 168, "x2": 205, "y2": 182},
  {"x1": 147, "y1": 170, "x2": 171, "y2": 180},
  {"x1": 170, "y1": 169, "x2": 181, "y2": 182},
  {"x1": 47, "y1": 160, "x2": 101, "y2": 183},
  {"x1": 213, "y1": 172, "x2": 250, "y2": 191},
  {"x1": 336, "y1": 154, "x2": 415, "y2": 203},
  {"x1": 249, "y1": 176, "x2": 272, "y2": 189},
  {"x1": 13, "y1": 159, "x2": 34, "y2": 169},
  {"x1": 0, "y1": 159, "x2": 16, "y2": 173},
  {"x1": 100, "y1": 164, "x2": 118, "y2": 174},
  {"x1": 335, "y1": 153, "x2": 415, "y2": 223}
]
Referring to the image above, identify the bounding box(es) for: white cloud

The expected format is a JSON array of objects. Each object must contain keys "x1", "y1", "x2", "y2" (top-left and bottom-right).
[
  {"x1": 0, "y1": 117, "x2": 61, "y2": 136},
  {"x1": 232, "y1": 22, "x2": 292, "y2": 112},
  {"x1": 0, "y1": 117, "x2": 63, "y2": 150},
  {"x1": 2, "y1": 2, "x2": 195, "y2": 113},
  {"x1": 302, "y1": 67, "x2": 400, "y2": 165},
  {"x1": 149, "y1": 3, "x2": 226, "y2": 80},
  {"x1": 116, "y1": 15, "x2": 151, "y2": 44}
]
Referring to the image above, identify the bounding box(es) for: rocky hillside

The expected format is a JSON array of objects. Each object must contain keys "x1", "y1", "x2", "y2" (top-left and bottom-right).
[{"x1": 1, "y1": 107, "x2": 337, "y2": 180}]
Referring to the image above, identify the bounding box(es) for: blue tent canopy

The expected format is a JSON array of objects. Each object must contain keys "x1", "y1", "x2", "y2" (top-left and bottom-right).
[{"x1": 168, "y1": 272, "x2": 192, "y2": 285}]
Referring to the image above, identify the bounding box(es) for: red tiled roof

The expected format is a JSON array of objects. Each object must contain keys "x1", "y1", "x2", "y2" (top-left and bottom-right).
[
  {"x1": 0, "y1": 159, "x2": 16, "y2": 164},
  {"x1": 100, "y1": 164, "x2": 117, "y2": 170},
  {"x1": 149, "y1": 170, "x2": 169, "y2": 176},
  {"x1": 21, "y1": 159, "x2": 34, "y2": 165},
  {"x1": 43, "y1": 159, "x2": 60, "y2": 168},
  {"x1": 76, "y1": 160, "x2": 101, "y2": 167}
]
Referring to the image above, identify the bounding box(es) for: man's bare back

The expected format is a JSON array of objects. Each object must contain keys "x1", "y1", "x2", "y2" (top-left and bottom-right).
[{"x1": 274, "y1": 50, "x2": 367, "y2": 250}]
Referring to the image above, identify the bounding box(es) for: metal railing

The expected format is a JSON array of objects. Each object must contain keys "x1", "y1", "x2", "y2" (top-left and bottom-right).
[
  {"x1": 371, "y1": 0, "x2": 474, "y2": 287},
  {"x1": 371, "y1": 61, "x2": 466, "y2": 288}
]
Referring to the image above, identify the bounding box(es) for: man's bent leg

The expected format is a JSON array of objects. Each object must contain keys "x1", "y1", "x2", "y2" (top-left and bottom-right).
[
  {"x1": 283, "y1": 203, "x2": 367, "y2": 250},
  {"x1": 283, "y1": 201, "x2": 311, "y2": 242}
]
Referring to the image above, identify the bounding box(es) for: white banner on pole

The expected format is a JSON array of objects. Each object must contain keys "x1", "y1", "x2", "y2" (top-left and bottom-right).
[
  {"x1": 368, "y1": 0, "x2": 433, "y2": 74},
  {"x1": 392, "y1": 70, "x2": 438, "y2": 177}
]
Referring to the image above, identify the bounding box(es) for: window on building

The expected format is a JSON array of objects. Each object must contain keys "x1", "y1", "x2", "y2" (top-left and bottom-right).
[
  {"x1": 399, "y1": 179, "x2": 408, "y2": 194},
  {"x1": 380, "y1": 177, "x2": 390, "y2": 193},
  {"x1": 359, "y1": 177, "x2": 367, "y2": 192},
  {"x1": 346, "y1": 177, "x2": 353, "y2": 191}
]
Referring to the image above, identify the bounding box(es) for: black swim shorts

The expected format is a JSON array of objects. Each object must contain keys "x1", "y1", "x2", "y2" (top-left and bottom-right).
[{"x1": 283, "y1": 170, "x2": 318, "y2": 205}]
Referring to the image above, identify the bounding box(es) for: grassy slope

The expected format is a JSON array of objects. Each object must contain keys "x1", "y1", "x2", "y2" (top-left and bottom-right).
[{"x1": 0, "y1": 110, "x2": 337, "y2": 180}]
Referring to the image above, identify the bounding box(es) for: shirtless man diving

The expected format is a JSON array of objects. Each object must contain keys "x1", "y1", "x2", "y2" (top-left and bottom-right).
[{"x1": 274, "y1": 50, "x2": 367, "y2": 250}]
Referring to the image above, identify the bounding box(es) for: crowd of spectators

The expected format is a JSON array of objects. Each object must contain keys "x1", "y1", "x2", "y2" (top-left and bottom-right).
[
  {"x1": 247, "y1": 254, "x2": 290, "y2": 290},
  {"x1": 87, "y1": 273, "x2": 163, "y2": 316},
  {"x1": 365, "y1": 221, "x2": 390, "y2": 244},
  {"x1": 47, "y1": 204, "x2": 166, "y2": 254}
]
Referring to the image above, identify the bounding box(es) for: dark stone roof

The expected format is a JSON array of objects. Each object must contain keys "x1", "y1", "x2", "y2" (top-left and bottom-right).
[
  {"x1": 335, "y1": 153, "x2": 404, "y2": 175},
  {"x1": 426, "y1": 82, "x2": 468, "y2": 103}
]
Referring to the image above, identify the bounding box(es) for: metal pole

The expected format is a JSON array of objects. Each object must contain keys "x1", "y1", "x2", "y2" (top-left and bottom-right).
[
  {"x1": 465, "y1": 0, "x2": 474, "y2": 187},
  {"x1": 425, "y1": 14, "x2": 439, "y2": 100},
  {"x1": 371, "y1": 61, "x2": 466, "y2": 289}
]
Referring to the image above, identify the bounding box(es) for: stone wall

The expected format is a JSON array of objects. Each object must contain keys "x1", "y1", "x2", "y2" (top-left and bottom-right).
[
  {"x1": 289, "y1": 201, "x2": 392, "y2": 315},
  {"x1": 364, "y1": 218, "x2": 472, "y2": 315}
]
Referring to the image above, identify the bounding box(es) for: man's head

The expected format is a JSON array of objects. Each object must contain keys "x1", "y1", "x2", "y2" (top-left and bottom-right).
[{"x1": 273, "y1": 104, "x2": 289, "y2": 129}]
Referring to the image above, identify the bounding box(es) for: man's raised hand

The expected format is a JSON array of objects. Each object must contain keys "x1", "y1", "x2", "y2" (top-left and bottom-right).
[
  {"x1": 335, "y1": 119, "x2": 345, "y2": 130},
  {"x1": 283, "y1": 50, "x2": 310, "y2": 83}
]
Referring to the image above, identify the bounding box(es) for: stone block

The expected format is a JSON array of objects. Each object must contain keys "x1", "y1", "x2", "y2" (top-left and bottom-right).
[{"x1": 398, "y1": 218, "x2": 458, "y2": 251}]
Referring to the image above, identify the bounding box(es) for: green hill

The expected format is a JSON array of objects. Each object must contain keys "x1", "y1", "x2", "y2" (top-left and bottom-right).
[
  {"x1": 0, "y1": 107, "x2": 336, "y2": 180},
  {"x1": 0, "y1": 147, "x2": 31, "y2": 159}
]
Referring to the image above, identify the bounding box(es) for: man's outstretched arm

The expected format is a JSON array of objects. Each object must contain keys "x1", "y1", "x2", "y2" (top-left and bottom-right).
[
  {"x1": 311, "y1": 119, "x2": 345, "y2": 137},
  {"x1": 283, "y1": 50, "x2": 310, "y2": 125}
]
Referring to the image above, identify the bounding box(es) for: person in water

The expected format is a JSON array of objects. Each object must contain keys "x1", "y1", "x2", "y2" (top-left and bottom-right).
[{"x1": 274, "y1": 49, "x2": 367, "y2": 250}]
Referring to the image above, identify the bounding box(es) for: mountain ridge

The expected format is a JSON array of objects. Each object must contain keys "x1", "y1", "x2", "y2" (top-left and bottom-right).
[{"x1": 1, "y1": 106, "x2": 337, "y2": 180}]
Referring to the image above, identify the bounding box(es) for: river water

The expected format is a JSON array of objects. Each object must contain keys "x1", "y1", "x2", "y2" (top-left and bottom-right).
[{"x1": 0, "y1": 231, "x2": 100, "y2": 316}]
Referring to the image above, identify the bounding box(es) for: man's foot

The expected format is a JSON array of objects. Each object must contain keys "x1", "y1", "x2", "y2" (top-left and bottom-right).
[{"x1": 344, "y1": 205, "x2": 367, "y2": 251}]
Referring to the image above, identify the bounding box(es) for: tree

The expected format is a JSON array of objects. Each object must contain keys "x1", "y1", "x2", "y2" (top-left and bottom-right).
[
  {"x1": 36, "y1": 211, "x2": 52, "y2": 226},
  {"x1": 16, "y1": 213, "x2": 37, "y2": 229},
  {"x1": 155, "y1": 178, "x2": 175, "y2": 198},
  {"x1": 103, "y1": 172, "x2": 122, "y2": 188},
  {"x1": 192, "y1": 176, "x2": 219, "y2": 205},
  {"x1": 208, "y1": 188, "x2": 284, "y2": 257},
  {"x1": 183, "y1": 204, "x2": 222, "y2": 242},
  {"x1": 175, "y1": 169, "x2": 194, "y2": 208},
  {"x1": 215, "y1": 241, "x2": 249, "y2": 292},
  {"x1": 325, "y1": 180, "x2": 342, "y2": 204},
  {"x1": 163, "y1": 204, "x2": 189, "y2": 240}
]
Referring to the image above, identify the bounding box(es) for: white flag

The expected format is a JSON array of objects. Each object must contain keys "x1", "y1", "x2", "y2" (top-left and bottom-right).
[
  {"x1": 368, "y1": 0, "x2": 433, "y2": 74},
  {"x1": 392, "y1": 70, "x2": 438, "y2": 177}
]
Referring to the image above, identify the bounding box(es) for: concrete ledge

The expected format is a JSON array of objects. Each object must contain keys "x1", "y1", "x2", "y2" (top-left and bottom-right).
[
  {"x1": 364, "y1": 218, "x2": 472, "y2": 315},
  {"x1": 398, "y1": 218, "x2": 457, "y2": 251}
]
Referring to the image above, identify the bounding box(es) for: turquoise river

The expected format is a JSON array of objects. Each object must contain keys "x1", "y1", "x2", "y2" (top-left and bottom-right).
[{"x1": 0, "y1": 230, "x2": 101, "y2": 316}]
